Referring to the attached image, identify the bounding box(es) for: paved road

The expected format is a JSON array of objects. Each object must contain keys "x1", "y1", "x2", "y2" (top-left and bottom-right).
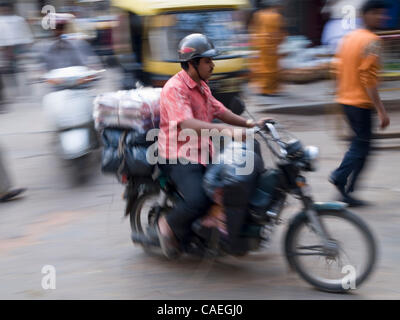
[{"x1": 1, "y1": 71, "x2": 400, "y2": 299}]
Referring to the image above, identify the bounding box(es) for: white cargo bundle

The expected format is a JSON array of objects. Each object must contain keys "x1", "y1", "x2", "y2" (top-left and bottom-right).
[{"x1": 93, "y1": 87, "x2": 162, "y2": 132}]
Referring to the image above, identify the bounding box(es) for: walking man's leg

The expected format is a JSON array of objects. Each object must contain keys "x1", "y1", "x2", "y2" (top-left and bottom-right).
[
  {"x1": 346, "y1": 109, "x2": 372, "y2": 193},
  {"x1": 0, "y1": 144, "x2": 26, "y2": 202},
  {"x1": 330, "y1": 105, "x2": 371, "y2": 206},
  {"x1": 0, "y1": 71, "x2": 4, "y2": 108},
  {"x1": 0, "y1": 146, "x2": 12, "y2": 194},
  {"x1": 330, "y1": 105, "x2": 361, "y2": 190}
]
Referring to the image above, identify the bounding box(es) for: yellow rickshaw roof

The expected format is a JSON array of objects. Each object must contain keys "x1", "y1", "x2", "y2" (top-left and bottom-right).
[{"x1": 111, "y1": 0, "x2": 249, "y2": 15}]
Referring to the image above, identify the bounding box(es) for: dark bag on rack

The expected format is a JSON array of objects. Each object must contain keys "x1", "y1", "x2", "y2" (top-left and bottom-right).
[{"x1": 101, "y1": 128, "x2": 154, "y2": 176}]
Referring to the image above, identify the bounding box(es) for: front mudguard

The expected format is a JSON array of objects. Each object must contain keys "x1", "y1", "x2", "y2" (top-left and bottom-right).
[
  {"x1": 288, "y1": 201, "x2": 348, "y2": 226},
  {"x1": 285, "y1": 201, "x2": 348, "y2": 270},
  {"x1": 312, "y1": 202, "x2": 348, "y2": 212}
]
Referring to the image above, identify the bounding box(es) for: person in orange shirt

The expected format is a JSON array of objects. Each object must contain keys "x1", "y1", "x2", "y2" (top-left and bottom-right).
[
  {"x1": 249, "y1": 0, "x2": 286, "y2": 96},
  {"x1": 329, "y1": 0, "x2": 390, "y2": 207}
]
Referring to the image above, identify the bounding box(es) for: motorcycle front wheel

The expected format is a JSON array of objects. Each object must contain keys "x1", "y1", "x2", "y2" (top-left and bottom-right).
[{"x1": 284, "y1": 209, "x2": 377, "y2": 293}]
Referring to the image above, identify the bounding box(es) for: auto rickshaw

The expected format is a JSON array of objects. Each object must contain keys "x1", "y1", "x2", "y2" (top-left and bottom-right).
[{"x1": 111, "y1": 0, "x2": 251, "y2": 114}]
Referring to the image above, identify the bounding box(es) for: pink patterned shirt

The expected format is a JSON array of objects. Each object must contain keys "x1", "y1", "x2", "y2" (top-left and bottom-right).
[{"x1": 158, "y1": 70, "x2": 228, "y2": 165}]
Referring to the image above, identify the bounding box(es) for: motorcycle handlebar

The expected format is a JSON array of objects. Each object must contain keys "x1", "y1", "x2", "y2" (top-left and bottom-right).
[{"x1": 254, "y1": 121, "x2": 287, "y2": 160}]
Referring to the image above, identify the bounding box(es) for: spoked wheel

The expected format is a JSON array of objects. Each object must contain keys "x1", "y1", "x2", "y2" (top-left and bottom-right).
[
  {"x1": 284, "y1": 209, "x2": 377, "y2": 293},
  {"x1": 130, "y1": 192, "x2": 160, "y2": 253}
]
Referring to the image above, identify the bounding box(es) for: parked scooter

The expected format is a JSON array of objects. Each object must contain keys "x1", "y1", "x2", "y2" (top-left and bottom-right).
[{"x1": 42, "y1": 66, "x2": 104, "y2": 183}]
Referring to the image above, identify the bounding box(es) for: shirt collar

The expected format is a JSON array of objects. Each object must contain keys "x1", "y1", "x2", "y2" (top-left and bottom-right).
[{"x1": 179, "y1": 70, "x2": 207, "y2": 90}]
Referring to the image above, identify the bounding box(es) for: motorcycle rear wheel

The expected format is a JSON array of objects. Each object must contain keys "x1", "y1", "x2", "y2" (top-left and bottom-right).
[
  {"x1": 284, "y1": 209, "x2": 377, "y2": 293},
  {"x1": 130, "y1": 191, "x2": 171, "y2": 255}
]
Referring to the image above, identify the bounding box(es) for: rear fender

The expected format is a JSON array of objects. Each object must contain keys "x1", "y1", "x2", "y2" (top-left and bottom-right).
[{"x1": 58, "y1": 128, "x2": 91, "y2": 159}]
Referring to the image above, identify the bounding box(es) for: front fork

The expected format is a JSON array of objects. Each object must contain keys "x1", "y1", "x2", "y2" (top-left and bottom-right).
[{"x1": 297, "y1": 181, "x2": 339, "y2": 257}]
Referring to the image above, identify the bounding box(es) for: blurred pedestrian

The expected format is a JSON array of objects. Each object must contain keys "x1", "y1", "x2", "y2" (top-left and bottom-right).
[
  {"x1": 321, "y1": 0, "x2": 367, "y2": 53},
  {"x1": 249, "y1": 0, "x2": 286, "y2": 96},
  {"x1": 329, "y1": 0, "x2": 390, "y2": 207},
  {"x1": 0, "y1": 2, "x2": 34, "y2": 99},
  {"x1": 0, "y1": 47, "x2": 4, "y2": 107},
  {"x1": 0, "y1": 144, "x2": 26, "y2": 202},
  {"x1": 38, "y1": 13, "x2": 101, "y2": 72}
]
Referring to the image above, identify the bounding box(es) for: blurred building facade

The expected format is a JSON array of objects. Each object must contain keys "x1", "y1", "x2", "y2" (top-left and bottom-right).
[
  {"x1": 254, "y1": 0, "x2": 400, "y2": 47},
  {"x1": 285, "y1": 0, "x2": 327, "y2": 46},
  {"x1": 285, "y1": 0, "x2": 399, "y2": 46}
]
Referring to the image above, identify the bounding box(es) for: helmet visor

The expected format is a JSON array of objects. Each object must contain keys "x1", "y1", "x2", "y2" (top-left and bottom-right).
[{"x1": 200, "y1": 48, "x2": 220, "y2": 58}]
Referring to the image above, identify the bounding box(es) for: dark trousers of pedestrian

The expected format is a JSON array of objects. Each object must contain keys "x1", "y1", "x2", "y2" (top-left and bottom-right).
[
  {"x1": 0, "y1": 72, "x2": 3, "y2": 104},
  {"x1": 331, "y1": 104, "x2": 372, "y2": 193},
  {"x1": 0, "y1": 143, "x2": 12, "y2": 194}
]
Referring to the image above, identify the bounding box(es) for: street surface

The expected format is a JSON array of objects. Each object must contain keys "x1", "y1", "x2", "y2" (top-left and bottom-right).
[{"x1": 1, "y1": 68, "x2": 400, "y2": 299}]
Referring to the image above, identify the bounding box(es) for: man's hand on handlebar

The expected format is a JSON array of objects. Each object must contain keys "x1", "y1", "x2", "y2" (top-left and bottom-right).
[
  {"x1": 257, "y1": 117, "x2": 276, "y2": 127},
  {"x1": 247, "y1": 117, "x2": 275, "y2": 128}
]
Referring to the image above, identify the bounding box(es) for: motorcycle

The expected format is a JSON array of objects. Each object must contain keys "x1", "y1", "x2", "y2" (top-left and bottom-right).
[
  {"x1": 123, "y1": 120, "x2": 377, "y2": 293},
  {"x1": 42, "y1": 66, "x2": 104, "y2": 182}
]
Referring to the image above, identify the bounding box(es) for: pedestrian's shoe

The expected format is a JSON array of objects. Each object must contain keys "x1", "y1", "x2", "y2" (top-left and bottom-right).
[
  {"x1": 0, "y1": 188, "x2": 26, "y2": 202},
  {"x1": 346, "y1": 184, "x2": 355, "y2": 194},
  {"x1": 259, "y1": 92, "x2": 287, "y2": 98},
  {"x1": 328, "y1": 175, "x2": 347, "y2": 198},
  {"x1": 341, "y1": 195, "x2": 369, "y2": 208},
  {"x1": 156, "y1": 219, "x2": 181, "y2": 259}
]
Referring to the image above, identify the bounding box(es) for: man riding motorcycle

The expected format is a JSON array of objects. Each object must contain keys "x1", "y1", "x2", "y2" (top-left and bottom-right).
[{"x1": 157, "y1": 33, "x2": 270, "y2": 259}]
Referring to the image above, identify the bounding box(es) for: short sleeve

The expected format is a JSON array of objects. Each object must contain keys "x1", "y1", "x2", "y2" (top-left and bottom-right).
[
  {"x1": 330, "y1": 57, "x2": 341, "y2": 78},
  {"x1": 209, "y1": 95, "x2": 228, "y2": 118},
  {"x1": 359, "y1": 39, "x2": 382, "y2": 88},
  {"x1": 161, "y1": 85, "x2": 194, "y2": 125}
]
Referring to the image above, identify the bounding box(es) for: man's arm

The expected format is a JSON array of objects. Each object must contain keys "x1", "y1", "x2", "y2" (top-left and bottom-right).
[
  {"x1": 209, "y1": 93, "x2": 273, "y2": 128},
  {"x1": 360, "y1": 39, "x2": 390, "y2": 129},
  {"x1": 216, "y1": 109, "x2": 253, "y2": 128},
  {"x1": 216, "y1": 108, "x2": 274, "y2": 128},
  {"x1": 180, "y1": 118, "x2": 245, "y2": 138},
  {"x1": 366, "y1": 86, "x2": 390, "y2": 129}
]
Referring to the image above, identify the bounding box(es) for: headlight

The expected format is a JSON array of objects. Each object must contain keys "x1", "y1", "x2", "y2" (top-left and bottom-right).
[{"x1": 303, "y1": 145, "x2": 319, "y2": 171}]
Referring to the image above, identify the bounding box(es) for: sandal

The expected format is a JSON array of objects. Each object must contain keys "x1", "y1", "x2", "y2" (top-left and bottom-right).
[
  {"x1": 0, "y1": 188, "x2": 26, "y2": 202},
  {"x1": 156, "y1": 219, "x2": 181, "y2": 259}
]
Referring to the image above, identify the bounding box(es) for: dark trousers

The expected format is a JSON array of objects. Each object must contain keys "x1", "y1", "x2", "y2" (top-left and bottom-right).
[
  {"x1": 0, "y1": 72, "x2": 3, "y2": 103},
  {"x1": 332, "y1": 105, "x2": 372, "y2": 193},
  {"x1": 160, "y1": 163, "x2": 212, "y2": 242},
  {"x1": 160, "y1": 163, "x2": 251, "y2": 254}
]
